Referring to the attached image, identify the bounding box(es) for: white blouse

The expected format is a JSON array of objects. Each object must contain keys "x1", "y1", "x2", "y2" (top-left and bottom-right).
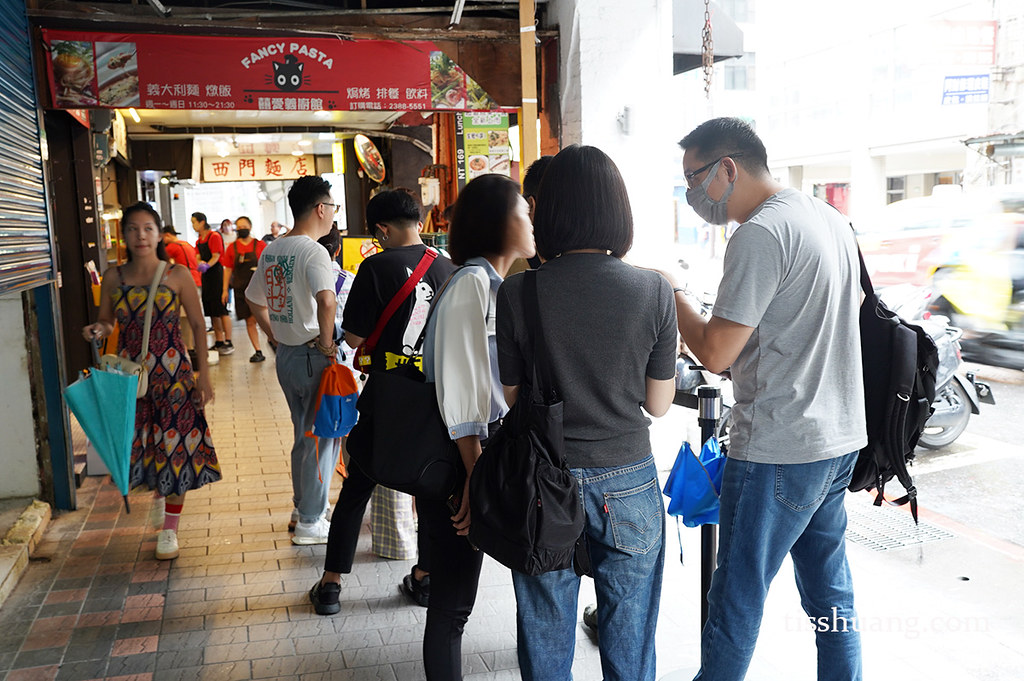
[{"x1": 423, "y1": 257, "x2": 507, "y2": 440}]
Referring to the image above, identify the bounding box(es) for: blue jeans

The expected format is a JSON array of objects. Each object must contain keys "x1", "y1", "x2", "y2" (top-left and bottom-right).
[
  {"x1": 694, "y1": 452, "x2": 861, "y2": 681},
  {"x1": 275, "y1": 342, "x2": 341, "y2": 524},
  {"x1": 513, "y1": 454, "x2": 665, "y2": 681}
]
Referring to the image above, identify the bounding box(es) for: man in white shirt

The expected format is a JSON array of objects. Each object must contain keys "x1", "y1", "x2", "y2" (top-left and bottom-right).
[{"x1": 245, "y1": 176, "x2": 341, "y2": 545}]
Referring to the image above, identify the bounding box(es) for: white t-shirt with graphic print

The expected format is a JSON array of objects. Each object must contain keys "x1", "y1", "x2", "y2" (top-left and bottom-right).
[{"x1": 244, "y1": 234, "x2": 336, "y2": 346}]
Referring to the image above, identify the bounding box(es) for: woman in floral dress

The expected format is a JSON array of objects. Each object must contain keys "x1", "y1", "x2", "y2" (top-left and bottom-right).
[{"x1": 83, "y1": 202, "x2": 220, "y2": 560}]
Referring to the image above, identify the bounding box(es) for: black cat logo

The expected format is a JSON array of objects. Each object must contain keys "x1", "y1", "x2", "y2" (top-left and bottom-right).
[{"x1": 267, "y1": 55, "x2": 310, "y2": 92}]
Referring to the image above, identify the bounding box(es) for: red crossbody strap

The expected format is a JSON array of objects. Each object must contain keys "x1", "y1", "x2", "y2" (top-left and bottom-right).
[{"x1": 363, "y1": 248, "x2": 438, "y2": 351}]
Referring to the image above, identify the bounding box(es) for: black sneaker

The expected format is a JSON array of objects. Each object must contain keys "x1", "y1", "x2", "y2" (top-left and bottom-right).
[
  {"x1": 249, "y1": 350, "x2": 266, "y2": 363},
  {"x1": 309, "y1": 579, "x2": 341, "y2": 616},
  {"x1": 210, "y1": 340, "x2": 224, "y2": 351},
  {"x1": 400, "y1": 568, "x2": 430, "y2": 608},
  {"x1": 219, "y1": 340, "x2": 235, "y2": 355},
  {"x1": 583, "y1": 604, "x2": 598, "y2": 631}
]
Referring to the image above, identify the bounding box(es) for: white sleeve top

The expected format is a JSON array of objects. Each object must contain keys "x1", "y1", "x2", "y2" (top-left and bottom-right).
[{"x1": 423, "y1": 258, "x2": 507, "y2": 440}]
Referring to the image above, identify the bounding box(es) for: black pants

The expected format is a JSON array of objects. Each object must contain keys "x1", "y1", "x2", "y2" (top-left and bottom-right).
[
  {"x1": 419, "y1": 495, "x2": 484, "y2": 681},
  {"x1": 323, "y1": 458, "x2": 432, "y2": 574}
]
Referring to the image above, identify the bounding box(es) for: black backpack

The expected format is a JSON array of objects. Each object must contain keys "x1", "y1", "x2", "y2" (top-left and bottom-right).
[
  {"x1": 468, "y1": 270, "x2": 586, "y2": 576},
  {"x1": 847, "y1": 248, "x2": 939, "y2": 522}
]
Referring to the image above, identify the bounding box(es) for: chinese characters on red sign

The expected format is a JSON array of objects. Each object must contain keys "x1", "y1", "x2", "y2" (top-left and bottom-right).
[
  {"x1": 42, "y1": 30, "x2": 502, "y2": 113},
  {"x1": 202, "y1": 154, "x2": 313, "y2": 182}
]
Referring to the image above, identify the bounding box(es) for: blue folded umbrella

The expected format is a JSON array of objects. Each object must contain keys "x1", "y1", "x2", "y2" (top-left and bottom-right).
[
  {"x1": 664, "y1": 437, "x2": 725, "y2": 527},
  {"x1": 64, "y1": 367, "x2": 137, "y2": 513}
]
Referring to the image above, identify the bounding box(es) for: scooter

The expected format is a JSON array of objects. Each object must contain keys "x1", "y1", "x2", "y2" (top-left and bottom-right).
[{"x1": 878, "y1": 285, "x2": 996, "y2": 449}]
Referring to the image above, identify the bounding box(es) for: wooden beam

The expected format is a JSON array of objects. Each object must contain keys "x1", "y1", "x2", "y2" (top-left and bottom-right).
[{"x1": 519, "y1": 0, "x2": 539, "y2": 175}]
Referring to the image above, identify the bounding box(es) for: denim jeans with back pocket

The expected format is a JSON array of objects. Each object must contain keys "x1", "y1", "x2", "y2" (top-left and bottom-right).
[{"x1": 513, "y1": 454, "x2": 665, "y2": 681}]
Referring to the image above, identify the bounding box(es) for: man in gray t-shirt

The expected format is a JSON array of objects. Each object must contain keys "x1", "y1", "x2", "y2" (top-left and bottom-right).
[{"x1": 667, "y1": 118, "x2": 867, "y2": 681}]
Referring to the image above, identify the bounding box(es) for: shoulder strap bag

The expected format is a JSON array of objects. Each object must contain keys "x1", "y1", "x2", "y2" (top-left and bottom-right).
[
  {"x1": 468, "y1": 270, "x2": 587, "y2": 576},
  {"x1": 345, "y1": 265, "x2": 467, "y2": 500},
  {"x1": 98, "y1": 261, "x2": 167, "y2": 398},
  {"x1": 353, "y1": 248, "x2": 438, "y2": 373}
]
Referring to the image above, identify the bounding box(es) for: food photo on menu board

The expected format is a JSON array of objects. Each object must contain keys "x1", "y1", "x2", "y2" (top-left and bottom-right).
[
  {"x1": 459, "y1": 112, "x2": 512, "y2": 181},
  {"x1": 97, "y1": 42, "x2": 140, "y2": 107},
  {"x1": 51, "y1": 40, "x2": 98, "y2": 107},
  {"x1": 430, "y1": 50, "x2": 498, "y2": 110}
]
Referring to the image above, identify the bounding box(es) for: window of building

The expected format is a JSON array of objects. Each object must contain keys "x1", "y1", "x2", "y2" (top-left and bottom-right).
[
  {"x1": 887, "y1": 176, "x2": 905, "y2": 204},
  {"x1": 720, "y1": 0, "x2": 753, "y2": 23},
  {"x1": 724, "y1": 52, "x2": 756, "y2": 91}
]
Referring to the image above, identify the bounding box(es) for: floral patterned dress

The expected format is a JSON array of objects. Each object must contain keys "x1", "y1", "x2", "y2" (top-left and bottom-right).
[{"x1": 113, "y1": 267, "x2": 220, "y2": 496}]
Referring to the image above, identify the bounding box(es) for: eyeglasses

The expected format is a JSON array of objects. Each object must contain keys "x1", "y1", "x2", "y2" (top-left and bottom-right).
[
  {"x1": 320, "y1": 202, "x2": 341, "y2": 214},
  {"x1": 684, "y1": 153, "x2": 743, "y2": 189}
]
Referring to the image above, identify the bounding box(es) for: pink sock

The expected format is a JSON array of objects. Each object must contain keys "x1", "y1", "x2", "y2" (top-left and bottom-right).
[{"x1": 163, "y1": 503, "x2": 183, "y2": 531}]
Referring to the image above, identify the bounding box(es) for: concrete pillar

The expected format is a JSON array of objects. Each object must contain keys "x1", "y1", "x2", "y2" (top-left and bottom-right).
[
  {"x1": 0, "y1": 294, "x2": 42, "y2": 499},
  {"x1": 849, "y1": 149, "x2": 886, "y2": 223},
  {"x1": 548, "y1": 0, "x2": 676, "y2": 259}
]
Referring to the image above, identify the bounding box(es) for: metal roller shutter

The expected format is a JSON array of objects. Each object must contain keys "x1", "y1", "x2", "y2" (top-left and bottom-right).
[{"x1": 0, "y1": 1, "x2": 53, "y2": 294}]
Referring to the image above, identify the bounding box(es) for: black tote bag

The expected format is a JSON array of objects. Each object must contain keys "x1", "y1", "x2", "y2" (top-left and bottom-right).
[
  {"x1": 346, "y1": 360, "x2": 462, "y2": 500},
  {"x1": 468, "y1": 270, "x2": 586, "y2": 576}
]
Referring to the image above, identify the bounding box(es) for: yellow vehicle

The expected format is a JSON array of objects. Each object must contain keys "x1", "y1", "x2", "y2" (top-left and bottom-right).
[{"x1": 858, "y1": 186, "x2": 1024, "y2": 330}]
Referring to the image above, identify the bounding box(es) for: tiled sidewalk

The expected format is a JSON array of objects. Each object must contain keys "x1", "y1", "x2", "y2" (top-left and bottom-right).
[{"x1": 0, "y1": 340, "x2": 594, "y2": 681}]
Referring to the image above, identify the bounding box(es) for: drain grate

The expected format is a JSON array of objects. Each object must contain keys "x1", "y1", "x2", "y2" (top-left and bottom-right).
[{"x1": 845, "y1": 501, "x2": 955, "y2": 552}]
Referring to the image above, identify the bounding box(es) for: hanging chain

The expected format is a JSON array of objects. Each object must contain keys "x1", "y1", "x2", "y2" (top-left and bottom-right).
[{"x1": 701, "y1": 0, "x2": 714, "y2": 98}]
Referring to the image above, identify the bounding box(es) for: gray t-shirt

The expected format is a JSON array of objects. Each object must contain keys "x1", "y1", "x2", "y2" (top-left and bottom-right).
[
  {"x1": 714, "y1": 188, "x2": 867, "y2": 464},
  {"x1": 496, "y1": 254, "x2": 678, "y2": 469}
]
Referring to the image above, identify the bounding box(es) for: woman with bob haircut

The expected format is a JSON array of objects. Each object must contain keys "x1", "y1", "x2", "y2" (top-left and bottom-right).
[
  {"x1": 495, "y1": 145, "x2": 677, "y2": 681},
  {"x1": 83, "y1": 202, "x2": 220, "y2": 562},
  {"x1": 419, "y1": 173, "x2": 536, "y2": 680}
]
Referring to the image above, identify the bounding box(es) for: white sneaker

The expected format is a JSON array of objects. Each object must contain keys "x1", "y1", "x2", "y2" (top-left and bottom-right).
[
  {"x1": 288, "y1": 506, "x2": 329, "y2": 532},
  {"x1": 155, "y1": 529, "x2": 179, "y2": 560},
  {"x1": 292, "y1": 516, "x2": 331, "y2": 545},
  {"x1": 149, "y1": 496, "x2": 165, "y2": 529}
]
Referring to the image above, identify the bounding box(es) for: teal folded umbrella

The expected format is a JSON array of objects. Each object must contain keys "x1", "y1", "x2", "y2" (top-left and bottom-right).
[{"x1": 64, "y1": 367, "x2": 137, "y2": 513}]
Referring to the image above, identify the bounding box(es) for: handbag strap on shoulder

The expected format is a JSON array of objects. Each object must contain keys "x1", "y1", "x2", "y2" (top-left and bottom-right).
[
  {"x1": 523, "y1": 270, "x2": 557, "y2": 401},
  {"x1": 138, "y1": 261, "x2": 167, "y2": 363},
  {"x1": 410, "y1": 263, "x2": 478, "y2": 355},
  {"x1": 363, "y1": 248, "x2": 438, "y2": 354}
]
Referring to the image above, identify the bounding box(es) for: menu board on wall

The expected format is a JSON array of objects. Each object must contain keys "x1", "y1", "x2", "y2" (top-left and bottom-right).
[
  {"x1": 41, "y1": 30, "x2": 504, "y2": 113},
  {"x1": 454, "y1": 112, "x2": 512, "y2": 189}
]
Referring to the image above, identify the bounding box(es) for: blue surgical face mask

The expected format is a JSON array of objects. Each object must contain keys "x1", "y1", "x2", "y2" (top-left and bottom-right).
[{"x1": 686, "y1": 159, "x2": 734, "y2": 225}]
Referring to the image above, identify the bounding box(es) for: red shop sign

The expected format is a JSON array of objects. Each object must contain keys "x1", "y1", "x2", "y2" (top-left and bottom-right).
[{"x1": 41, "y1": 30, "x2": 502, "y2": 113}]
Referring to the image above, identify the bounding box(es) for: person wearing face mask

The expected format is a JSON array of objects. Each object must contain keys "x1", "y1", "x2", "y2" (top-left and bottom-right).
[
  {"x1": 661, "y1": 118, "x2": 866, "y2": 681},
  {"x1": 222, "y1": 215, "x2": 267, "y2": 362}
]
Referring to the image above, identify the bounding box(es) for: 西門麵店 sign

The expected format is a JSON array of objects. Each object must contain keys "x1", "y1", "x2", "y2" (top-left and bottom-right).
[
  {"x1": 202, "y1": 154, "x2": 314, "y2": 182},
  {"x1": 41, "y1": 30, "x2": 500, "y2": 112}
]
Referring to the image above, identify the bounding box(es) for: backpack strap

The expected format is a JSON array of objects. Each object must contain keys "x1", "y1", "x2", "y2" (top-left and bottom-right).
[
  {"x1": 856, "y1": 246, "x2": 875, "y2": 298},
  {"x1": 361, "y1": 248, "x2": 438, "y2": 356}
]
